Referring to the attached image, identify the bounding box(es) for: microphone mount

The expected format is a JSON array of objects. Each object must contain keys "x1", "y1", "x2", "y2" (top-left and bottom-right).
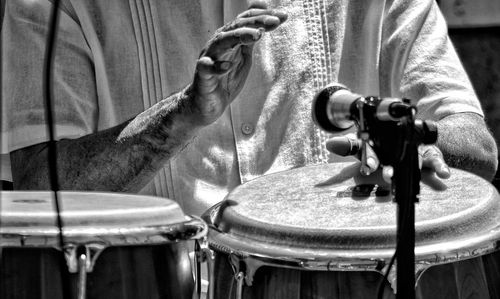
[
  {"x1": 312, "y1": 84, "x2": 437, "y2": 166},
  {"x1": 312, "y1": 84, "x2": 439, "y2": 299},
  {"x1": 312, "y1": 84, "x2": 415, "y2": 133}
]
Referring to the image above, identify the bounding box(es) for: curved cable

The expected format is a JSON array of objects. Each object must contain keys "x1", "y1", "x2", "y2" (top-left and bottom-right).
[
  {"x1": 376, "y1": 249, "x2": 397, "y2": 299},
  {"x1": 0, "y1": 0, "x2": 5, "y2": 292},
  {"x1": 43, "y1": 0, "x2": 72, "y2": 297}
]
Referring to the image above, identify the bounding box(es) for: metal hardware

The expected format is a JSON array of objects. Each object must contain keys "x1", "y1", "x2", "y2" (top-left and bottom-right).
[
  {"x1": 64, "y1": 243, "x2": 106, "y2": 273},
  {"x1": 235, "y1": 272, "x2": 245, "y2": 299},
  {"x1": 194, "y1": 237, "x2": 215, "y2": 299},
  {"x1": 77, "y1": 251, "x2": 88, "y2": 299},
  {"x1": 64, "y1": 244, "x2": 106, "y2": 299}
]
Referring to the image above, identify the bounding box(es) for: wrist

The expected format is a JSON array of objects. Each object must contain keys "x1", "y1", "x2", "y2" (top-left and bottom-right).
[
  {"x1": 182, "y1": 83, "x2": 225, "y2": 127},
  {"x1": 177, "y1": 84, "x2": 207, "y2": 128}
]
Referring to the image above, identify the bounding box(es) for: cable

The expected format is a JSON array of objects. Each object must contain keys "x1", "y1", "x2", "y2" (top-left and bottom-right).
[
  {"x1": 0, "y1": 1, "x2": 5, "y2": 293},
  {"x1": 376, "y1": 249, "x2": 397, "y2": 299},
  {"x1": 43, "y1": 0, "x2": 72, "y2": 297},
  {"x1": 376, "y1": 195, "x2": 410, "y2": 299}
]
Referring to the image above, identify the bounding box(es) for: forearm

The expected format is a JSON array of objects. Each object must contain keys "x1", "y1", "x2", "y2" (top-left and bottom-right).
[
  {"x1": 435, "y1": 112, "x2": 498, "y2": 181},
  {"x1": 10, "y1": 4, "x2": 287, "y2": 191},
  {"x1": 11, "y1": 87, "x2": 202, "y2": 191}
]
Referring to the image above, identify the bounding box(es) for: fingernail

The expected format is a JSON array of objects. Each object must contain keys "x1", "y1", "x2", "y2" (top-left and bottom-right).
[
  {"x1": 272, "y1": 10, "x2": 288, "y2": 22},
  {"x1": 442, "y1": 165, "x2": 450, "y2": 174},
  {"x1": 264, "y1": 16, "x2": 279, "y2": 26},
  {"x1": 255, "y1": 27, "x2": 265, "y2": 39}
]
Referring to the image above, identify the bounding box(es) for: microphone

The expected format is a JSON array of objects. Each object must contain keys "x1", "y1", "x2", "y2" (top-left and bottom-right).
[{"x1": 312, "y1": 84, "x2": 414, "y2": 132}]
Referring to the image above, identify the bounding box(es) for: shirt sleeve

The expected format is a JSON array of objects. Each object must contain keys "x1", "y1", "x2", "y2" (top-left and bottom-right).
[
  {"x1": 1, "y1": 0, "x2": 97, "y2": 154},
  {"x1": 379, "y1": 0, "x2": 484, "y2": 121}
]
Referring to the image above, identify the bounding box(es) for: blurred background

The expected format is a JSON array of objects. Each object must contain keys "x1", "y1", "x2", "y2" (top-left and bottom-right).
[{"x1": 439, "y1": 0, "x2": 500, "y2": 189}]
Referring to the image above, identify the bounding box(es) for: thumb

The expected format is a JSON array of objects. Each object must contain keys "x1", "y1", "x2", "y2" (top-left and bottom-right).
[{"x1": 326, "y1": 133, "x2": 361, "y2": 157}]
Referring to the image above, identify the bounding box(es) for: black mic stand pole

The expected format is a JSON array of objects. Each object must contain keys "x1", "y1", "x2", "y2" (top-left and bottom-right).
[
  {"x1": 368, "y1": 114, "x2": 437, "y2": 299},
  {"x1": 392, "y1": 119, "x2": 420, "y2": 299}
]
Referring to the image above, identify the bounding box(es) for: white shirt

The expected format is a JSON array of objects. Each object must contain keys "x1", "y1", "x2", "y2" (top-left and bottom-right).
[{"x1": 1, "y1": 0, "x2": 483, "y2": 215}]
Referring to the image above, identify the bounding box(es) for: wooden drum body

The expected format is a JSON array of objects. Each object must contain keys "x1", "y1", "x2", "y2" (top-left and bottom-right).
[
  {"x1": 204, "y1": 163, "x2": 500, "y2": 299},
  {"x1": 0, "y1": 191, "x2": 207, "y2": 299}
]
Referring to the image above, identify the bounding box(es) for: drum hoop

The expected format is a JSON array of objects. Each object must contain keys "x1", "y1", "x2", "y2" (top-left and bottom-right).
[
  {"x1": 208, "y1": 224, "x2": 500, "y2": 272},
  {"x1": 0, "y1": 217, "x2": 208, "y2": 249}
]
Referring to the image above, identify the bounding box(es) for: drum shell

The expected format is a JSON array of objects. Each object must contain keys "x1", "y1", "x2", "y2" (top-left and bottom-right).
[
  {"x1": 0, "y1": 191, "x2": 206, "y2": 299},
  {"x1": 206, "y1": 163, "x2": 500, "y2": 299},
  {"x1": 0, "y1": 239, "x2": 194, "y2": 299},
  {"x1": 211, "y1": 249, "x2": 500, "y2": 299},
  {"x1": 211, "y1": 250, "x2": 393, "y2": 299}
]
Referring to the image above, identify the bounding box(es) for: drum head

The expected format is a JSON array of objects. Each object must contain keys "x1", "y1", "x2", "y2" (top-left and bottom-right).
[
  {"x1": 0, "y1": 191, "x2": 206, "y2": 248},
  {"x1": 208, "y1": 163, "x2": 500, "y2": 264}
]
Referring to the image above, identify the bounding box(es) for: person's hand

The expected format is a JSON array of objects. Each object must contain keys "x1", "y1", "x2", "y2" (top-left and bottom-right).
[
  {"x1": 419, "y1": 144, "x2": 450, "y2": 179},
  {"x1": 188, "y1": 1, "x2": 287, "y2": 126},
  {"x1": 325, "y1": 133, "x2": 379, "y2": 174},
  {"x1": 325, "y1": 134, "x2": 451, "y2": 189},
  {"x1": 419, "y1": 144, "x2": 450, "y2": 190}
]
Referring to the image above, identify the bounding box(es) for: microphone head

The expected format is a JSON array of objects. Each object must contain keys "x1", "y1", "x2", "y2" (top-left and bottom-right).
[{"x1": 312, "y1": 83, "x2": 350, "y2": 133}]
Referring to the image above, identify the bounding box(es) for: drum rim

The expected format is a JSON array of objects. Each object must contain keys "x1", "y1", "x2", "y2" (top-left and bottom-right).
[
  {"x1": 1, "y1": 217, "x2": 208, "y2": 249},
  {"x1": 0, "y1": 191, "x2": 208, "y2": 249},
  {"x1": 205, "y1": 162, "x2": 500, "y2": 271},
  {"x1": 204, "y1": 163, "x2": 500, "y2": 250},
  {"x1": 207, "y1": 222, "x2": 500, "y2": 271}
]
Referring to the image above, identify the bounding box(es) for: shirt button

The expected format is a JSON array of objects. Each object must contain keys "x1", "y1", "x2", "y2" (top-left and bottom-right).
[{"x1": 241, "y1": 123, "x2": 254, "y2": 135}]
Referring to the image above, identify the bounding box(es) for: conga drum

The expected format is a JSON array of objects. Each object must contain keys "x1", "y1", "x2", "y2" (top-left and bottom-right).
[
  {"x1": 203, "y1": 163, "x2": 500, "y2": 298},
  {"x1": 0, "y1": 191, "x2": 207, "y2": 299}
]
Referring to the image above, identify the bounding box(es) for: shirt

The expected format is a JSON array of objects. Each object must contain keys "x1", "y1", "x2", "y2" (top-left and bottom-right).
[{"x1": 1, "y1": 0, "x2": 483, "y2": 216}]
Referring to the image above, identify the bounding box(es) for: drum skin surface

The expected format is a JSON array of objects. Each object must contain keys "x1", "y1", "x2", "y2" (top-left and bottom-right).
[
  {"x1": 0, "y1": 191, "x2": 188, "y2": 246},
  {"x1": 0, "y1": 191, "x2": 204, "y2": 299},
  {"x1": 207, "y1": 163, "x2": 500, "y2": 299},
  {"x1": 211, "y1": 162, "x2": 500, "y2": 254}
]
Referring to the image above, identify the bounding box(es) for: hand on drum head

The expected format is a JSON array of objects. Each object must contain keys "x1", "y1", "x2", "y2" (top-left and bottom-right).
[
  {"x1": 419, "y1": 145, "x2": 450, "y2": 191},
  {"x1": 419, "y1": 145, "x2": 450, "y2": 179},
  {"x1": 326, "y1": 133, "x2": 379, "y2": 173},
  {"x1": 325, "y1": 135, "x2": 451, "y2": 190},
  {"x1": 371, "y1": 144, "x2": 451, "y2": 191},
  {"x1": 325, "y1": 134, "x2": 387, "y2": 185}
]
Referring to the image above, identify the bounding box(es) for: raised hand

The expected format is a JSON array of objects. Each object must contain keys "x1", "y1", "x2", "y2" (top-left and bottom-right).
[{"x1": 188, "y1": 1, "x2": 288, "y2": 126}]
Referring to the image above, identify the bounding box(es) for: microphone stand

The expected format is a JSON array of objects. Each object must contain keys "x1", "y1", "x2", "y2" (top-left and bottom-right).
[
  {"x1": 360, "y1": 105, "x2": 437, "y2": 299},
  {"x1": 313, "y1": 91, "x2": 438, "y2": 298},
  {"x1": 388, "y1": 119, "x2": 420, "y2": 299}
]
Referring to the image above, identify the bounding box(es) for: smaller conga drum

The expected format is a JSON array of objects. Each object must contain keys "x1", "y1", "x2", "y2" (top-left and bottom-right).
[
  {"x1": 202, "y1": 163, "x2": 500, "y2": 299},
  {"x1": 0, "y1": 191, "x2": 207, "y2": 299}
]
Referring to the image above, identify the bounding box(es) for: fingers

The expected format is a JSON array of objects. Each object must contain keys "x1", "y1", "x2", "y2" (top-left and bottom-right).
[
  {"x1": 237, "y1": 8, "x2": 288, "y2": 25},
  {"x1": 421, "y1": 168, "x2": 448, "y2": 191},
  {"x1": 204, "y1": 27, "x2": 264, "y2": 59},
  {"x1": 326, "y1": 133, "x2": 361, "y2": 157},
  {"x1": 247, "y1": 1, "x2": 268, "y2": 10},
  {"x1": 202, "y1": 7, "x2": 288, "y2": 59},
  {"x1": 325, "y1": 133, "x2": 379, "y2": 176},
  {"x1": 197, "y1": 57, "x2": 232, "y2": 77},
  {"x1": 194, "y1": 57, "x2": 232, "y2": 94},
  {"x1": 420, "y1": 145, "x2": 451, "y2": 179},
  {"x1": 228, "y1": 15, "x2": 284, "y2": 32}
]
